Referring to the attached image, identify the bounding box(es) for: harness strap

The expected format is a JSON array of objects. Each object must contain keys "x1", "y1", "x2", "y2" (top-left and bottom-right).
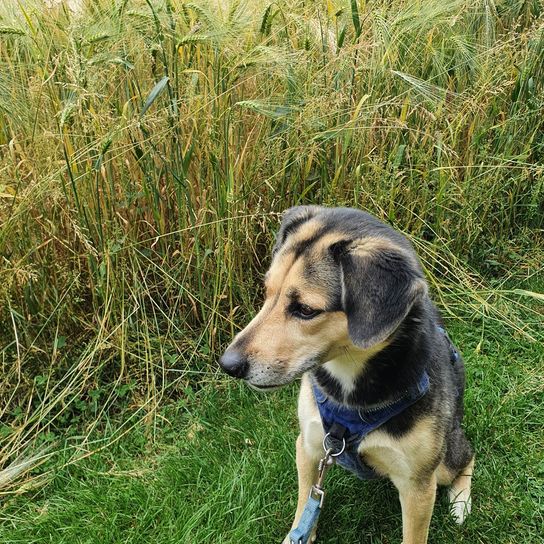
[
  {"x1": 313, "y1": 371, "x2": 430, "y2": 436},
  {"x1": 328, "y1": 422, "x2": 347, "y2": 441}
]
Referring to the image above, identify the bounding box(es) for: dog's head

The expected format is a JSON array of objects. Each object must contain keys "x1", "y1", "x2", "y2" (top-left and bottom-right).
[{"x1": 219, "y1": 206, "x2": 428, "y2": 391}]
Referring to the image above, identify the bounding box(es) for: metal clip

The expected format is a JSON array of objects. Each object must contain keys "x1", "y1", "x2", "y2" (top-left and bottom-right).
[
  {"x1": 322, "y1": 432, "x2": 346, "y2": 457},
  {"x1": 315, "y1": 448, "x2": 332, "y2": 489},
  {"x1": 309, "y1": 484, "x2": 325, "y2": 507}
]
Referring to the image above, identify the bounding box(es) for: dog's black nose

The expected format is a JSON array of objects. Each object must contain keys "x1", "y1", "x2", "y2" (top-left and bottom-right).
[{"x1": 219, "y1": 349, "x2": 249, "y2": 379}]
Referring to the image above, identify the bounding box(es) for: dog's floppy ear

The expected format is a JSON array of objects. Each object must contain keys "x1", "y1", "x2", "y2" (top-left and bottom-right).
[
  {"x1": 272, "y1": 205, "x2": 321, "y2": 255},
  {"x1": 331, "y1": 239, "x2": 427, "y2": 349}
]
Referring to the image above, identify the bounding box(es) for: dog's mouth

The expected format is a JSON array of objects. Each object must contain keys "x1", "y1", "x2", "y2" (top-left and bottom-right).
[
  {"x1": 244, "y1": 356, "x2": 323, "y2": 393},
  {"x1": 246, "y1": 381, "x2": 285, "y2": 393}
]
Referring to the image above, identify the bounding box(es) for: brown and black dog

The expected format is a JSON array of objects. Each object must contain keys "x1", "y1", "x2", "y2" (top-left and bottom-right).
[{"x1": 220, "y1": 206, "x2": 474, "y2": 544}]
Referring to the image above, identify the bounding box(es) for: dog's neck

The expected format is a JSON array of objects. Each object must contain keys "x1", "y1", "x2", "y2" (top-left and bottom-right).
[{"x1": 312, "y1": 302, "x2": 430, "y2": 407}]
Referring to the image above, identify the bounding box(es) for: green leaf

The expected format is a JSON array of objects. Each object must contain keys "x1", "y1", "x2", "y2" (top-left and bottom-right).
[
  {"x1": 140, "y1": 76, "x2": 169, "y2": 118},
  {"x1": 513, "y1": 289, "x2": 544, "y2": 301},
  {"x1": 350, "y1": 0, "x2": 361, "y2": 39},
  {"x1": 235, "y1": 100, "x2": 298, "y2": 119}
]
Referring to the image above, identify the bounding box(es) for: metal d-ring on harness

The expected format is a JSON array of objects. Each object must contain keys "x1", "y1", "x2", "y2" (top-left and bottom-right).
[{"x1": 288, "y1": 432, "x2": 346, "y2": 544}]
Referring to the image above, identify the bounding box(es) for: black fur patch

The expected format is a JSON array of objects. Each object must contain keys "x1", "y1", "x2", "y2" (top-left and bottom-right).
[{"x1": 349, "y1": 303, "x2": 429, "y2": 403}]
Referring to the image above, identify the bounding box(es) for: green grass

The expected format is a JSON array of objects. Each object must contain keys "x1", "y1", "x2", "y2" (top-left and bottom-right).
[{"x1": 1, "y1": 317, "x2": 543, "y2": 543}]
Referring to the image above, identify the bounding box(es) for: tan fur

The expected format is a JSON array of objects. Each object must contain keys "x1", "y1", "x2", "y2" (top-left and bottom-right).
[
  {"x1": 397, "y1": 473, "x2": 438, "y2": 544},
  {"x1": 350, "y1": 236, "x2": 404, "y2": 255},
  {"x1": 297, "y1": 373, "x2": 325, "y2": 454},
  {"x1": 350, "y1": 236, "x2": 422, "y2": 269},
  {"x1": 265, "y1": 218, "x2": 325, "y2": 296},
  {"x1": 238, "y1": 254, "x2": 354, "y2": 383},
  {"x1": 285, "y1": 434, "x2": 319, "y2": 544},
  {"x1": 358, "y1": 418, "x2": 443, "y2": 543},
  {"x1": 309, "y1": 231, "x2": 355, "y2": 254},
  {"x1": 285, "y1": 218, "x2": 323, "y2": 247},
  {"x1": 241, "y1": 307, "x2": 349, "y2": 372},
  {"x1": 359, "y1": 416, "x2": 442, "y2": 480},
  {"x1": 436, "y1": 461, "x2": 457, "y2": 486}
]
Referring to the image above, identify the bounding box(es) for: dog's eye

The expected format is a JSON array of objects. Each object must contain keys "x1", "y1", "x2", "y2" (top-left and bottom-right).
[{"x1": 292, "y1": 303, "x2": 321, "y2": 320}]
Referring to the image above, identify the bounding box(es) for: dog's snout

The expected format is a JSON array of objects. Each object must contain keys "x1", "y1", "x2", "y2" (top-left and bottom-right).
[{"x1": 219, "y1": 349, "x2": 249, "y2": 379}]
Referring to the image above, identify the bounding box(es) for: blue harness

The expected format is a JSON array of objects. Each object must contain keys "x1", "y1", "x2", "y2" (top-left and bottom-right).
[
  {"x1": 312, "y1": 326, "x2": 459, "y2": 480},
  {"x1": 312, "y1": 371, "x2": 430, "y2": 479}
]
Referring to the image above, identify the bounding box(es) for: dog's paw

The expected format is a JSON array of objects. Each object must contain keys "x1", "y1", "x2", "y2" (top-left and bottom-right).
[{"x1": 448, "y1": 488, "x2": 471, "y2": 524}]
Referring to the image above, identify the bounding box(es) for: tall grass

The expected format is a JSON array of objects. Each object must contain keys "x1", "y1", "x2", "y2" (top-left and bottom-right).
[{"x1": 0, "y1": 0, "x2": 543, "y2": 493}]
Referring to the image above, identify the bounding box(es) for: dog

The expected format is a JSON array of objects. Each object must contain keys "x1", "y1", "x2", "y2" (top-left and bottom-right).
[{"x1": 219, "y1": 206, "x2": 474, "y2": 544}]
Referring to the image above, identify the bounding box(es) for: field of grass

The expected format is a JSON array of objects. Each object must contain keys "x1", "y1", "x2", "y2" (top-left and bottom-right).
[{"x1": 0, "y1": 0, "x2": 543, "y2": 541}]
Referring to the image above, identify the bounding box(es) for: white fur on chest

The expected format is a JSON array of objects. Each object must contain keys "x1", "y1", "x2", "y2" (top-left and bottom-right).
[
  {"x1": 321, "y1": 343, "x2": 383, "y2": 401},
  {"x1": 321, "y1": 353, "x2": 361, "y2": 397}
]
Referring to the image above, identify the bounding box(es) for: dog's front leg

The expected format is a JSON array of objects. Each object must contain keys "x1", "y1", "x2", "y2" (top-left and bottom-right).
[
  {"x1": 396, "y1": 473, "x2": 437, "y2": 544},
  {"x1": 282, "y1": 433, "x2": 321, "y2": 544}
]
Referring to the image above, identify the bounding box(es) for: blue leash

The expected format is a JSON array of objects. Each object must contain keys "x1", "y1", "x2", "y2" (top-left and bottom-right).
[
  {"x1": 288, "y1": 492, "x2": 322, "y2": 544},
  {"x1": 289, "y1": 433, "x2": 346, "y2": 544}
]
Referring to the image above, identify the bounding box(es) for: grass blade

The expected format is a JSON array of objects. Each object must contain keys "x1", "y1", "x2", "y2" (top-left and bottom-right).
[{"x1": 140, "y1": 76, "x2": 170, "y2": 118}]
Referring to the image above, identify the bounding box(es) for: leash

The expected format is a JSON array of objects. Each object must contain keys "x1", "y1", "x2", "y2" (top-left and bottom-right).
[{"x1": 288, "y1": 430, "x2": 346, "y2": 544}]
